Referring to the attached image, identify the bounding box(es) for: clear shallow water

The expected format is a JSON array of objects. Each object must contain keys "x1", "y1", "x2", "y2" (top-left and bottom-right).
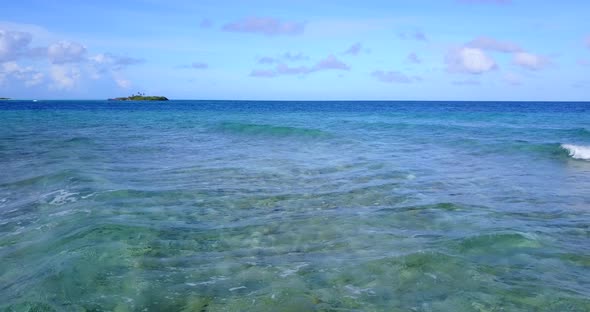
[{"x1": 1, "y1": 100, "x2": 589, "y2": 311}]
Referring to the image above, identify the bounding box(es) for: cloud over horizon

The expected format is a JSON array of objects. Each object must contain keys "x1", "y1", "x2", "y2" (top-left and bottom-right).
[
  {"x1": 398, "y1": 31, "x2": 427, "y2": 41},
  {"x1": 512, "y1": 52, "x2": 549, "y2": 70},
  {"x1": 250, "y1": 54, "x2": 349, "y2": 78},
  {"x1": 222, "y1": 17, "x2": 305, "y2": 36},
  {"x1": 449, "y1": 36, "x2": 550, "y2": 76},
  {"x1": 466, "y1": 36, "x2": 522, "y2": 53},
  {"x1": 283, "y1": 52, "x2": 308, "y2": 61},
  {"x1": 47, "y1": 41, "x2": 87, "y2": 64},
  {"x1": 312, "y1": 55, "x2": 349, "y2": 71},
  {"x1": 49, "y1": 64, "x2": 81, "y2": 90},
  {"x1": 179, "y1": 62, "x2": 208, "y2": 69},
  {"x1": 257, "y1": 52, "x2": 309, "y2": 65},
  {"x1": 344, "y1": 42, "x2": 362, "y2": 55},
  {"x1": 446, "y1": 47, "x2": 497, "y2": 74},
  {"x1": 0, "y1": 61, "x2": 44, "y2": 87},
  {"x1": 0, "y1": 0, "x2": 588, "y2": 101},
  {"x1": 0, "y1": 26, "x2": 144, "y2": 91},
  {"x1": 0, "y1": 29, "x2": 33, "y2": 61}
]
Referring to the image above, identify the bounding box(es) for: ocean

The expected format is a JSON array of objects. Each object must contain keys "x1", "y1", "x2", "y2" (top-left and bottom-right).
[{"x1": 1, "y1": 100, "x2": 589, "y2": 311}]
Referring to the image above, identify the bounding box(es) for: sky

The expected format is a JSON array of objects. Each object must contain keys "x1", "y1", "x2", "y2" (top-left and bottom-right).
[{"x1": 0, "y1": 0, "x2": 589, "y2": 101}]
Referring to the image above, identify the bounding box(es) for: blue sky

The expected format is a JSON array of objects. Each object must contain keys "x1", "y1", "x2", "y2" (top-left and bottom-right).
[{"x1": 0, "y1": 0, "x2": 589, "y2": 100}]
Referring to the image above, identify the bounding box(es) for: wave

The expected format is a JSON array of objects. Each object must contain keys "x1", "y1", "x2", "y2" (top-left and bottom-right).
[
  {"x1": 63, "y1": 136, "x2": 95, "y2": 146},
  {"x1": 354, "y1": 121, "x2": 590, "y2": 139},
  {"x1": 517, "y1": 143, "x2": 590, "y2": 161},
  {"x1": 0, "y1": 169, "x2": 79, "y2": 188},
  {"x1": 215, "y1": 122, "x2": 329, "y2": 138},
  {"x1": 563, "y1": 128, "x2": 590, "y2": 138},
  {"x1": 561, "y1": 144, "x2": 590, "y2": 161},
  {"x1": 452, "y1": 141, "x2": 590, "y2": 162},
  {"x1": 457, "y1": 232, "x2": 541, "y2": 253}
]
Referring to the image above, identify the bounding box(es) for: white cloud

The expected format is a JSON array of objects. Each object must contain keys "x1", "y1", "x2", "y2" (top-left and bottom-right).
[
  {"x1": 26, "y1": 72, "x2": 44, "y2": 86},
  {"x1": 250, "y1": 55, "x2": 349, "y2": 78},
  {"x1": 49, "y1": 65, "x2": 80, "y2": 90},
  {"x1": 2, "y1": 61, "x2": 20, "y2": 73},
  {"x1": 466, "y1": 36, "x2": 522, "y2": 53},
  {"x1": 47, "y1": 41, "x2": 87, "y2": 64},
  {"x1": 0, "y1": 29, "x2": 33, "y2": 61},
  {"x1": 512, "y1": 52, "x2": 548, "y2": 70},
  {"x1": 283, "y1": 52, "x2": 308, "y2": 61},
  {"x1": 344, "y1": 42, "x2": 362, "y2": 55},
  {"x1": 446, "y1": 47, "x2": 497, "y2": 74},
  {"x1": 179, "y1": 62, "x2": 208, "y2": 69},
  {"x1": 371, "y1": 70, "x2": 416, "y2": 83},
  {"x1": 276, "y1": 63, "x2": 309, "y2": 75},
  {"x1": 89, "y1": 53, "x2": 143, "y2": 78},
  {"x1": 250, "y1": 68, "x2": 276, "y2": 77},
  {"x1": 457, "y1": 36, "x2": 549, "y2": 72},
  {"x1": 88, "y1": 53, "x2": 111, "y2": 65},
  {"x1": 89, "y1": 53, "x2": 143, "y2": 67},
  {"x1": 258, "y1": 56, "x2": 276, "y2": 64},
  {"x1": 115, "y1": 77, "x2": 131, "y2": 89},
  {"x1": 88, "y1": 53, "x2": 142, "y2": 88},
  {"x1": 0, "y1": 24, "x2": 145, "y2": 92},
  {"x1": 311, "y1": 55, "x2": 349, "y2": 71},
  {"x1": 398, "y1": 30, "x2": 427, "y2": 41},
  {"x1": 0, "y1": 22, "x2": 57, "y2": 44},
  {"x1": 222, "y1": 17, "x2": 305, "y2": 36},
  {"x1": 0, "y1": 61, "x2": 44, "y2": 87},
  {"x1": 257, "y1": 52, "x2": 308, "y2": 64},
  {"x1": 190, "y1": 62, "x2": 208, "y2": 69}
]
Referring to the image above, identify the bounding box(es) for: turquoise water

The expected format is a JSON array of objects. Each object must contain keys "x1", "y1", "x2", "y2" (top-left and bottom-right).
[{"x1": 1, "y1": 100, "x2": 589, "y2": 311}]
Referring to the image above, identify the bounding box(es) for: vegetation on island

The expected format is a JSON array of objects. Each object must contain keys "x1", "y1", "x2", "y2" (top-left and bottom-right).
[
  {"x1": 109, "y1": 92, "x2": 168, "y2": 101},
  {"x1": 0, "y1": 97, "x2": 10, "y2": 100}
]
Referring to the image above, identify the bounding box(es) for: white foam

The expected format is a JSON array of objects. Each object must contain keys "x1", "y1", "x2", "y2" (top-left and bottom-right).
[
  {"x1": 80, "y1": 193, "x2": 96, "y2": 199},
  {"x1": 344, "y1": 284, "x2": 375, "y2": 297},
  {"x1": 561, "y1": 144, "x2": 590, "y2": 161},
  {"x1": 42, "y1": 190, "x2": 79, "y2": 206},
  {"x1": 189, "y1": 275, "x2": 228, "y2": 286},
  {"x1": 279, "y1": 263, "x2": 309, "y2": 277},
  {"x1": 229, "y1": 286, "x2": 246, "y2": 292},
  {"x1": 49, "y1": 209, "x2": 76, "y2": 217}
]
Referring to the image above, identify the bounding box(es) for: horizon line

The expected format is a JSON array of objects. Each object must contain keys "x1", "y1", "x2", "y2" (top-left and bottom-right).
[{"x1": 2, "y1": 99, "x2": 590, "y2": 103}]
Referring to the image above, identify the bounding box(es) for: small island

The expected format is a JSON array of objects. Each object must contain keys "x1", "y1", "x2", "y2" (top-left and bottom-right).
[
  {"x1": 0, "y1": 97, "x2": 10, "y2": 100},
  {"x1": 108, "y1": 92, "x2": 168, "y2": 101}
]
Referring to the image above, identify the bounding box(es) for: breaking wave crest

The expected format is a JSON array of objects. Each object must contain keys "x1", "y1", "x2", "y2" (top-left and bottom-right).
[{"x1": 561, "y1": 144, "x2": 590, "y2": 161}]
